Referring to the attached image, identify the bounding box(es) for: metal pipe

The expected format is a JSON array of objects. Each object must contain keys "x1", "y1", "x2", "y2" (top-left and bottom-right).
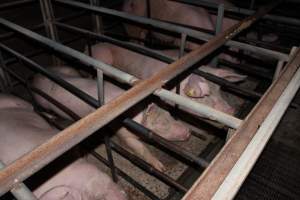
[
  {"x1": 54, "y1": 0, "x2": 289, "y2": 61},
  {"x1": 0, "y1": 5, "x2": 274, "y2": 193},
  {"x1": 0, "y1": 161, "x2": 38, "y2": 200},
  {"x1": 124, "y1": 118, "x2": 209, "y2": 167},
  {"x1": 110, "y1": 141, "x2": 188, "y2": 193},
  {"x1": 0, "y1": 0, "x2": 35, "y2": 10}
]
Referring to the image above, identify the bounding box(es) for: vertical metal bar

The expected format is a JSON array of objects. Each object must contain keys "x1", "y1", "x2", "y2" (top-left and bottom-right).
[
  {"x1": 0, "y1": 50, "x2": 11, "y2": 92},
  {"x1": 250, "y1": 0, "x2": 256, "y2": 9},
  {"x1": 90, "y1": 0, "x2": 103, "y2": 34},
  {"x1": 211, "y1": 3, "x2": 224, "y2": 67},
  {"x1": 104, "y1": 135, "x2": 118, "y2": 182},
  {"x1": 0, "y1": 161, "x2": 38, "y2": 200},
  {"x1": 175, "y1": 33, "x2": 187, "y2": 117},
  {"x1": 39, "y1": 0, "x2": 60, "y2": 65}
]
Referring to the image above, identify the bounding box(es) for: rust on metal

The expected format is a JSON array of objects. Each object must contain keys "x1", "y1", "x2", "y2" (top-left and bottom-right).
[
  {"x1": 183, "y1": 49, "x2": 300, "y2": 200},
  {"x1": 0, "y1": 1, "x2": 279, "y2": 195}
]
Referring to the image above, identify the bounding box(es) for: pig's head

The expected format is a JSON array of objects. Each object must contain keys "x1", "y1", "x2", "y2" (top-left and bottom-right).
[
  {"x1": 183, "y1": 66, "x2": 247, "y2": 115},
  {"x1": 122, "y1": 0, "x2": 147, "y2": 17},
  {"x1": 142, "y1": 103, "x2": 190, "y2": 141}
]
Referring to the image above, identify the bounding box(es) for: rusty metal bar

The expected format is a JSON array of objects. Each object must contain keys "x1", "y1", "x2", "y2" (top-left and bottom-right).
[
  {"x1": 182, "y1": 49, "x2": 300, "y2": 200},
  {"x1": 0, "y1": 161, "x2": 38, "y2": 200},
  {"x1": 0, "y1": 3, "x2": 276, "y2": 194},
  {"x1": 54, "y1": 0, "x2": 288, "y2": 61}
]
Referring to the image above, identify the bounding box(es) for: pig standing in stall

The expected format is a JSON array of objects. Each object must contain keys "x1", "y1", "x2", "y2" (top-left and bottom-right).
[
  {"x1": 89, "y1": 43, "x2": 247, "y2": 115},
  {"x1": 32, "y1": 66, "x2": 190, "y2": 171},
  {"x1": 0, "y1": 94, "x2": 127, "y2": 200}
]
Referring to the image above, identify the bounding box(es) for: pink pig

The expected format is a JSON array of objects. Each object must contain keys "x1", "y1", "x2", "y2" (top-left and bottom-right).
[
  {"x1": 32, "y1": 66, "x2": 190, "y2": 171},
  {"x1": 89, "y1": 43, "x2": 247, "y2": 115},
  {"x1": 0, "y1": 94, "x2": 127, "y2": 200}
]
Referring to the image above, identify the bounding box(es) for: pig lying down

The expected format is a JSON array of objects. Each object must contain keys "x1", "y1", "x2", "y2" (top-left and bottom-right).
[
  {"x1": 89, "y1": 43, "x2": 247, "y2": 115},
  {"x1": 122, "y1": 0, "x2": 278, "y2": 53},
  {"x1": 0, "y1": 94, "x2": 127, "y2": 200},
  {"x1": 32, "y1": 66, "x2": 190, "y2": 171}
]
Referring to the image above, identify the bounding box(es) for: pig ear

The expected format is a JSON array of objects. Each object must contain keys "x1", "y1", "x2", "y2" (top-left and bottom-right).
[
  {"x1": 215, "y1": 69, "x2": 247, "y2": 83},
  {"x1": 39, "y1": 186, "x2": 82, "y2": 200},
  {"x1": 183, "y1": 75, "x2": 210, "y2": 98}
]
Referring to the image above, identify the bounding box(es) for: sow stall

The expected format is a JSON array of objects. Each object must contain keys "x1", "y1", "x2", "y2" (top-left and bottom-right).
[{"x1": 0, "y1": 0, "x2": 299, "y2": 199}]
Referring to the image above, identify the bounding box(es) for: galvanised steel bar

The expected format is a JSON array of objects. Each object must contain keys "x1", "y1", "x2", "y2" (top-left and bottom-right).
[
  {"x1": 0, "y1": 3, "x2": 275, "y2": 194},
  {"x1": 170, "y1": 0, "x2": 300, "y2": 27},
  {"x1": 124, "y1": 118, "x2": 209, "y2": 167},
  {"x1": 0, "y1": 18, "x2": 241, "y2": 128},
  {"x1": 110, "y1": 141, "x2": 188, "y2": 193},
  {"x1": 182, "y1": 48, "x2": 300, "y2": 200},
  {"x1": 54, "y1": 0, "x2": 289, "y2": 61},
  {"x1": 0, "y1": 0, "x2": 35, "y2": 10},
  {"x1": 55, "y1": 22, "x2": 261, "y2": 104},
  {"x1": 0, "y1": 161, "x2": 38, "y2": 200},
  {"x1": 90, "y1": 151, "x2": 161, "y2": 200}
]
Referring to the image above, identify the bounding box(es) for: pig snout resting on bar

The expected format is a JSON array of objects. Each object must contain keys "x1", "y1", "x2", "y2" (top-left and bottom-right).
[
  {"x1": 0, "y1": 94, "x2": 127, "y2": 200},
  {"x1": 89, "y1": 43, "x2": 247, "y2": 116},
  {"x1": 32, "y1": 66, "x2": 191, "y2": 171}
]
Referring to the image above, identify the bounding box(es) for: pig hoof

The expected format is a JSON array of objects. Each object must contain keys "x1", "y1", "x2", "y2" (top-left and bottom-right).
[{"x1": 154, "y1": 161, "x2": 166, "y2": 172}]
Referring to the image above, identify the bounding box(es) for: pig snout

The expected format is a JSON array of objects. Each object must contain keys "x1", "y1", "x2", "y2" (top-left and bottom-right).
[
  {"x1": 167, "y1": 121, "x2": 191, "y2": 141},
  {"x1": 143, "y1": 104, "x2": 191, "y2": 141}
]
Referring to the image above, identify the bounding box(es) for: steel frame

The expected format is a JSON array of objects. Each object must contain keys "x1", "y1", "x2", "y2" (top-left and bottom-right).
[{"x1": 0, "y1": 0, "x2": 299, "y2": 200}]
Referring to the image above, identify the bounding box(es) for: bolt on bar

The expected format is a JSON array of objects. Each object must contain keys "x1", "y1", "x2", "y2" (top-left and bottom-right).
[
  {"x1": 0, "y1": 17, "x2": 241, "y2": 129},
  {"x1": 0, "y1": 2, "x2": 276, "y2": 194},
  {"x1": 53, "y1": 0, "x2": 289, "y2": 61},
  {"x1": 0, "y1": 161, "x2": 38, "y2": 200}
]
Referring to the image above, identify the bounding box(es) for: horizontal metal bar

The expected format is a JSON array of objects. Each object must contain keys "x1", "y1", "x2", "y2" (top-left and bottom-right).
[
  {"x1": 123, "y1": 118, "x2": 209, "y2": 167},
  {"x1": 155, "y1": 89, "x2": 242, "y2": 129},
  {"x1": 110, "y1": 141, "x2": 188, "y2": 193},
  {"x1": 0, "y1": 161, "x2": 38, "y2": 200},
  {"x1": 0, "y1": 18, "x2": 137, "y2": 85},
  {"x1": 171, "y1": 0, "x2": 300, "y2": 27},
  {"x1": 0, "y1": 5, "x2": 271, "y2": 193},
  {"x1": 0, "y1": 0, "x2": 36, "y2": 10},
  {"x1": 90, "y1": 151, "x2": 161, "y2": 200},
  {"x1": 54, "y1": 0, "x2": 289, "y2": 61}
]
